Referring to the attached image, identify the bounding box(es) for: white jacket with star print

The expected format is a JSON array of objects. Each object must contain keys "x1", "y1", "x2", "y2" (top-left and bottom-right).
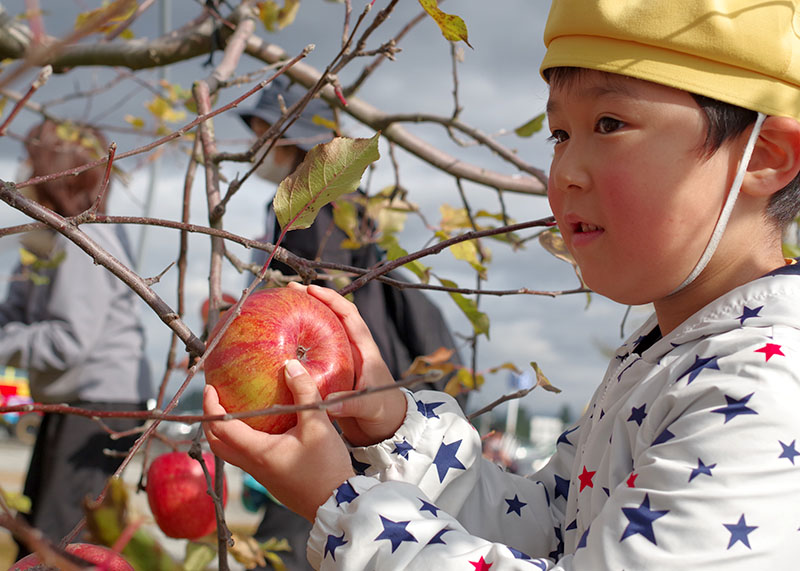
[{"x1": 307, "y1": 263, "x2": 800, "y2": 570}]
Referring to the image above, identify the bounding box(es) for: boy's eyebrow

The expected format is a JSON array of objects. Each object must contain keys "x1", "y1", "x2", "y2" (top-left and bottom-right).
[{"x1": 546, "y1": 80, "x2": 638, "y2": 116}]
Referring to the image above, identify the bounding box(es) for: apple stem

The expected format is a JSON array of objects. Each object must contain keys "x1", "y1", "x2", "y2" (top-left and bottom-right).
[{"x1": 296, "y1": 345, "x2": 309, "y2": 360}]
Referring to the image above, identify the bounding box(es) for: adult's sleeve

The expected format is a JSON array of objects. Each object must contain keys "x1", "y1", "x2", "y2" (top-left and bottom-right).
[{"x1": 0, "y1": 239, "x2": 114, "y2": 375}]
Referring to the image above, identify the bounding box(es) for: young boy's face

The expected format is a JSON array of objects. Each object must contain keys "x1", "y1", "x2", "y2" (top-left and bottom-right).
[{"x1": 546, "y1": 70, "x2": 743, "y2": 306}]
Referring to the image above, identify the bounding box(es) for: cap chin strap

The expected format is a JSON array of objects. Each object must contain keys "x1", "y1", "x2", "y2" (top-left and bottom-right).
[{"x1": 669, "y1": 112, "x2": 767, "y2": 295}]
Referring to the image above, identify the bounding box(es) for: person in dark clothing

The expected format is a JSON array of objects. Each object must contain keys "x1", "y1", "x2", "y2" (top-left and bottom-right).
[{"x1": 236, "y1": 76, "x2": 466, "y2": 570}]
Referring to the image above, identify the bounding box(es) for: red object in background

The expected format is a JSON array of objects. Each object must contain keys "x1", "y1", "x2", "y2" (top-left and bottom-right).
[
  {"x1": 10, "y1": 543, "x2": 134, "y2": 570},
  {"x1": 146, "y1": 451, "x2": 228, "y2": 540}
]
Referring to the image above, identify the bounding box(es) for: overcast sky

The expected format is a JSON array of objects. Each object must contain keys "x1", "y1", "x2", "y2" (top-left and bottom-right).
[{"x1": 0, "y1": 1, "x2": 651, "y2": 424}]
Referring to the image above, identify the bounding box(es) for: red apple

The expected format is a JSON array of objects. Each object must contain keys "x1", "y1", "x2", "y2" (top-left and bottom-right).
[
  {"x1": 10, "y1": 543, "x2": 133, "y2": 570},
  {"x1": 204, "y1": 287, "x2": 355, "y2": 434},
  {"x1": 146, "y1": 451, "x2": 227, "y2": 540}
]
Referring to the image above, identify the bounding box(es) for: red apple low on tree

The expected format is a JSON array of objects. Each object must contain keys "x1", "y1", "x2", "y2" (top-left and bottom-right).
[
  {"x1": 146, "y1": 451, "x2": 227, "y2": 540},
  {"x1": 204, "y1": 287, "x2": 356, "y2": 434},
  {"x1": 10, "y1": 543, "x2": 133, "y2": 570}
]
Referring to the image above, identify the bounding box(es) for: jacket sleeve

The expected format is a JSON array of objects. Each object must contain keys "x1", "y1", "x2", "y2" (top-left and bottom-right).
[
  {"x1": 0, "y1": 238, "x2": 115, "y2": 375},
  {"x1": 307, "y1": 390, "x2": 575, "y2": 569},
  {"x1": 0, "y1": 268, "x2": 28, "y2": 326}
]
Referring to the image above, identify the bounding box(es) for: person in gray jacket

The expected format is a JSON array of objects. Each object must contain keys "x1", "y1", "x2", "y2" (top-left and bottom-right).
[{"x1": 2, "y1": 119, "x2": 153, "y2": 558}]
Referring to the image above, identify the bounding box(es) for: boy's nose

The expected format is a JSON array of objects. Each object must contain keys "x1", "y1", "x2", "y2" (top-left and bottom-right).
[{"x1": 550, "y1": 148, "x2": 590, "y2": 193}]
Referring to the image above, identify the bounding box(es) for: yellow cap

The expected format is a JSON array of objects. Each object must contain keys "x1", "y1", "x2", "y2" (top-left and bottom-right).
[{"x1": 540, "y1": 0, "x2": 800, "y2": 120}]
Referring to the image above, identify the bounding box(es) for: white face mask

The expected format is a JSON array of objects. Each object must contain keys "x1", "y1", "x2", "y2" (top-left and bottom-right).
[{"x1": 253, "y1": 144, "x2": 297, "y2": 184}]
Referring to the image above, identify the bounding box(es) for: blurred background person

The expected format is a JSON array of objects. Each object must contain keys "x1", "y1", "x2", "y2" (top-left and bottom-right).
[
  {"x1": 0, "y1": 119, "x2": 154, "y2": 558},
  {"x1": 235, "y1": 76, "x2": 467, "y2": 570}
]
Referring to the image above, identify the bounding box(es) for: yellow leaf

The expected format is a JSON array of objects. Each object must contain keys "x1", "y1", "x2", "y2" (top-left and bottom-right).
[
  {"x1": 258, "y1": 0, "x2": 301, "y2": 32},
  {"x1": 312, "y1": 113, "x2": 338, "y2": 131},
  {"x1": 74, "y1": 0, "x2": 137, "y2": 36},
  {"x1": 418, "y1": 0, "x2": 472, "y2": 48},
  {"x1": 531, "y1": 362, "x2": 561, "y2": 394},
  {"x1": 18, "y1": 247, "x2": 37, "y2": 267},
  {"x1": 402, "y1": 347, "x2": 457, "y2": 381},
  {"x1": 124, "y1": 114, "x2": 145, "y2": 129},
  {"x1": 145, "y1": 96, "x2": 186, "y2": 123}
]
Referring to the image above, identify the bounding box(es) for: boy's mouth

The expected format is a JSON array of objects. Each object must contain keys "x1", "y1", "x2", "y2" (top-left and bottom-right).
[{"x1": 577, "y1": 222, "x2": 601, "y2": 233}]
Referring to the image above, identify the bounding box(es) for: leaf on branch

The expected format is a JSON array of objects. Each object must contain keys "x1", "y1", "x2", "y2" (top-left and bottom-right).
[
  {"x1": 439, "y1": 278, "x2": 490, "y2": 338},
  {"x1": 438, "y1": 231, "x2": 488, "y2": 280},
  {"x1": 515, "y1": 113, "x2": 546, "y2": 138},
  {"x1": 446, "y1": 367, "x2": 483, "y2": 395},
  {"x1": 146, "y1": 96, "x2": 187, "y2": 124},
  {"x1": 1, "y1": 489, "x2": 31, "y2": 514},
  {"x1": 488, "y1": 362, "x2": 522, "y2": 375},
  {"x1": 402, "y1": 347, "x2": 456, "y2": 381},
  {"x1": 183, "y1": 542, "x2": 217, "y2": 571},
  {"x1": 273, "y1": 133, "x2": 380, "y2": 232},
  {"x1": 258, "y1": 0, "x2": 301, "y2": 32},
  {"x1": 332, "y1": 198, "x2": 360, "y2": 249},
  {"x1": 124, "y1": 114, "x2": 145, "y2": 129},
  {"x1": 539, "y1": 229, "x2": 589, "y2": 302},
  {"x1": 418, "y1": 0, "x2": 472, "y2": 48},
  {"x1": 74, "y1": 0, "x2": 137, "y2": 38},
  {"x1": 379, "y1": 234, "x2": 431, "y2": 283},
  {"x1": 84, "y1": 477, "x2": 181, "y2": 570},
  {"x1": 530, "y1": 361, "x2": 561, "y2": 393}
]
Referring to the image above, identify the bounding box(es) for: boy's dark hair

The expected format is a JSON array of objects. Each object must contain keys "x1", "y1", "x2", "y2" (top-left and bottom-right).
[{"x1": 545, "y1": 66, "x2": 800, "y2": 229}]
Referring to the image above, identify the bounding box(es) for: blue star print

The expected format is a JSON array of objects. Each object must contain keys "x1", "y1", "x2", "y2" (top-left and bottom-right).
[
  {"x1": 392, "y1": 439, "x2": 414, "y2": 460},
  {"x1": 433, "y1": 440, "x2": 466, "y2": 482},
  {"x1": 724, "y1": 514, "x2": 757, "y2": 549},
  {"x1": 577, "y1": 526, "x2": 590, "y2": 549},
  {"x1": 416, "y1": 399, "x2": 445, "y2": 419},
  {"x1": 779, "y1": 440, "x2": 800, "y2": 465},
  {"x1": 350, "y1": 453, "x2": 370, "y2": 475},
  {"x1": 620, "y1": 494, "x2": 669, "y2": 545},
  {"x1": 711, "y1": 392, "x2": 758, "y2": 423},
  {"x1": 554, "y1": 474, "x2": 570, "y2": 501},
  {"x1": 689, "y1": 458, "x2": 717, "y2": 482},
  {"x1": 375, "y1": 515, "x2": 418, "y2": 553},
  {"x1": 427, "y1": 527, "x2": 450, "y2": 545},
  {"x1": 335, "y1": 481, "x2": 358, "y2": 506},
  {"x1": 627, "y1": 404, "x2": 647, "y2": 426},
  {"x1": 652, "y1": 427, "x2": 675, "y2": 445},
  {"x1": 508, "y1": 547, "x2": 531, "y2": 560},
  {"x1": 505, "y1": 494, "x2": 527, "y2": 516},
  {"x1": 557, "y1": 425, "x2": 579, "y2": 446},
  {"x1": 419, "y1": 498, "x2": 440, "y2": 516},
  {"x1": 678, "y1": 355, "x2": 720, "y2": 384},
  {"x1": 737, "y1": 305, "x2": 763, "y2": 324},
  {"x1": 325, "y1": 532, "x2": 347, "y2": 560}
]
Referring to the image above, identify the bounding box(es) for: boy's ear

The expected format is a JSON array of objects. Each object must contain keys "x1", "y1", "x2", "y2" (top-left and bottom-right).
[{"x1": 743, "y1": 116, "x2": 800, "y2": 197}]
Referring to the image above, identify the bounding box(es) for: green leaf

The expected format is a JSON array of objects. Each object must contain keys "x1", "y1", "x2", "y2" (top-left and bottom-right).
[
  {"x1": 273, "y1": 133, "x2": 380, "y2": 231},
  {"x1": 332, "y1": 199, "x2": 359, "y2": 244},
  {"x1": 184, "y1": 542, "x2": 217, "y2": 571},
  {"x1": 379, "y1": 234, "x2": 430, "y2": 283},
  {"x1": 515, "y1": 113, "x2": 545, "y2": 137},
  {"x1": 783, "y1": 242, "x2": 800, "y2": 258},
  {"x1": 418, "y1": 0, "x2": 472, "y2": 48},
  {"x1": 439, "y1": 277, "x2": 490, "y2": 338}
]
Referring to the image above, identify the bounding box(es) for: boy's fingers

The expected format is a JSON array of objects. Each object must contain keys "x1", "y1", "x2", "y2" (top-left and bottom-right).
[
  {"x1": 202, "y1": 385, "x2": 269, "y2": 469},
  {"x1": 284, "y1": 359, "x2": 327, "y2": 425}
]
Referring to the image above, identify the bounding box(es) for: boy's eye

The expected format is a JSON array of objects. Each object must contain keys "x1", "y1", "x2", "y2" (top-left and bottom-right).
[
  {"x1": 596, "y1": 116, "x2": 624, "y2": 134},
  {"x1": 547, "y1": 129, "x2": 569, "y2": 144}
]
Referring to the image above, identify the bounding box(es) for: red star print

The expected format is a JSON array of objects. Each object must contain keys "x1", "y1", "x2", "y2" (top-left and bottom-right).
[
  {"x1": 578, "y1": 466, "x2": 596, "y2": 491},
  {"x1": 627, "y1": 473, "x2": 638, "y2": 488},
  {"x1": 469, "y1": 556, "x2": 493, "y2": 570},
  {"x1": 755, "y1": 343, "x2": 784, "y2": 361}
]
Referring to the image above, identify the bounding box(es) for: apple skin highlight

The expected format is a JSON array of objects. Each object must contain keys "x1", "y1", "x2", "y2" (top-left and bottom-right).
[{"x1": 204, "y1": 287, "x2": 356, "y2": 435}]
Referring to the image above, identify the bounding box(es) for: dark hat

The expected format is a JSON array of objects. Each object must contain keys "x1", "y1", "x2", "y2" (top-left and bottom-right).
[{"x1": 237, "y1": 75, "x2": 336, "y2": 151}]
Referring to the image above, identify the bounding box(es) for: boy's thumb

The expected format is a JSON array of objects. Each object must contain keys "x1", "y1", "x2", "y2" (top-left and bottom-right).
[{"x1": 284, "y1": 359, "x2": 322, "y2": 408}]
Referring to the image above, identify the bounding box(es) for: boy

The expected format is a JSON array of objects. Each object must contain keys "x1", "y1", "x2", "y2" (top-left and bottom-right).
[{"x1": 204, "y1": 1, "x2": 800, "y2": 568}]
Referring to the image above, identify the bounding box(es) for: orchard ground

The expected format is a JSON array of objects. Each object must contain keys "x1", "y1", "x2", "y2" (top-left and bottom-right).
[{"x1": 0, "y1": 433, "x2": 263, "y2": 570}]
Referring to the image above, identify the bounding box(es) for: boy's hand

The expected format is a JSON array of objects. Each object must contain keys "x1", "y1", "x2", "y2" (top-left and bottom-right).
[
  {"x1": 203, "y1": 359, "x2": 355, "y2": 522},
  {"x1": 295, "y1": 283, "x2": 408, "y2": 447}
]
